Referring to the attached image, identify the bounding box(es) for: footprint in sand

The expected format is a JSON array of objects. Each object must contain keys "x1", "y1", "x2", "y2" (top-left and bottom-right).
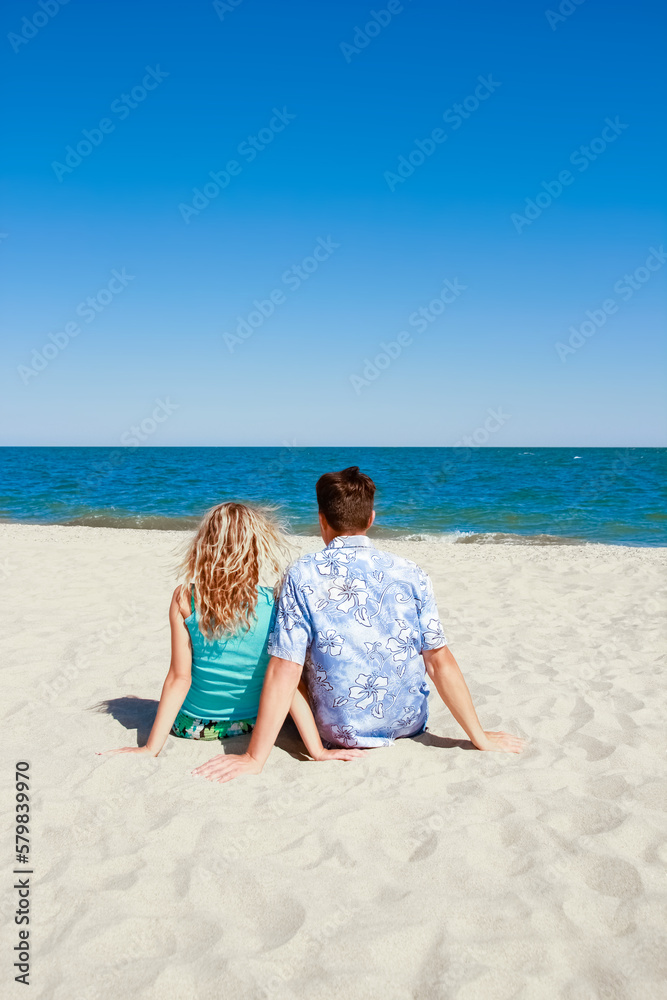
[{"x1": 581, "y1": 855, "x2": 643, "y2": 898}]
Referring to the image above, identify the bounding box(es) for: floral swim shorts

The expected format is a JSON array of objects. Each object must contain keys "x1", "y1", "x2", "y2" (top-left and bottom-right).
[{"x1": 171, "y1": 710, "x2": 256, "y2": 741}]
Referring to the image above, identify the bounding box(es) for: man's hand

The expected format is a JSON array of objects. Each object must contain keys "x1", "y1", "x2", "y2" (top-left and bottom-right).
[
  {"x1": 311, "y1": 747, "x2": 369, "y2": 762},
  {"x1": 191, "y1": 752, "x2": 263, "y2": 784},
  {"x1": 423, "y1": 647, "x2": 527, "y2": 754},
  {"x1": 472, "y1": 731, "x2": 526, "y2": 754}
]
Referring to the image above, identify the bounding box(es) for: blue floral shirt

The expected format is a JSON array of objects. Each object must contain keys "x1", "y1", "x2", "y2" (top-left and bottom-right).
[{"x1": 268, "y1": 535, "x2": 447, "y2": 748}]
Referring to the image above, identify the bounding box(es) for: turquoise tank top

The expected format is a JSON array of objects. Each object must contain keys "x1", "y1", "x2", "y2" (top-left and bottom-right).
[{"x1": 180, "y1": 586, "x2": 276, "y2": 721}]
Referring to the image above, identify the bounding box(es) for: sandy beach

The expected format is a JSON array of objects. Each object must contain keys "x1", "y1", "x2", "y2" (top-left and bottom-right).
[{"x1": 1, "y1": 522, "x2": 666, "y2": 1000}]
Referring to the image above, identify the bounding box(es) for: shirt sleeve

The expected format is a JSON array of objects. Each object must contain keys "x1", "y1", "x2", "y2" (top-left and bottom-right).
[
  {"x1": 267, "y1": 568, "x2": 313, "y2": 666},
  {"x1": 416, "y1": 570, "x2": 447, "y2": 650}
]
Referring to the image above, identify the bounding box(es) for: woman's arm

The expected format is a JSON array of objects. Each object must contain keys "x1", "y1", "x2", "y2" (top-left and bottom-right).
[
  {"x1": 144, "y1": 588, "x2": 193, "y2": 754},
  {"x1": 288, "y1": 680, "x2": 326, "y2": 758},
  {"x1": 288, "y1": 681, "x2": 367, "y2": 761},
  {"x1": 99, "y1": 587, "x2": 193, "y2": 757}
]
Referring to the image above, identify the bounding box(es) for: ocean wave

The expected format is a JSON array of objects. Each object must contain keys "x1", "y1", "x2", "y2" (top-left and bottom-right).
[
  {"x1": 387, "y1": 530, "x2": 476, "y2": 544},
  {"x1": 375, "y1": 530, "x2": 588, "y2": 545},
  {"x1": 62, "y1": 514, "x2": 201, "y2": 531},
  {"x1": 0, "y1": 519, "x2": 590, "y2": 545},
  {"x1": 454, "y1": 532, "x2": 586, "y2": 546},
  {"x1": 1, "y1": 447, "x2": 665, "y2": 547}
]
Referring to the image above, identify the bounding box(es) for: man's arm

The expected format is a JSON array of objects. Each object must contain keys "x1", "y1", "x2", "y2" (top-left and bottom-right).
[
  {"x1": 192, "y1": 656, "x2": 301, "y2": 783},
  {"x1": 422, "y1": 646, "x2": 525, "y2": 753},
  {"x1": 192, "y1": 660, "x2": 368, "y2": 782}
]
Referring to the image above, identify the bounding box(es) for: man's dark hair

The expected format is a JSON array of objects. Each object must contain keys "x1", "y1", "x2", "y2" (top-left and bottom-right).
[{"x1": 316, "y1": 466, "x2": 376, "y2": 533}]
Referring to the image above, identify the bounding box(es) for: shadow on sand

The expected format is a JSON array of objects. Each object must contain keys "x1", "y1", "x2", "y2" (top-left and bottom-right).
[
  {"x1": 412, "y1": 731, "x2": 477, "y2": 751},
  {"x1": 91, "y1": 695, "x2": 308, "y2": 758}
]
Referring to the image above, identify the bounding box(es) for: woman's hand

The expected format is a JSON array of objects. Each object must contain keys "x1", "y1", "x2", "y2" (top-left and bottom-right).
[
  {"x1": 472, "y1": 731, "x2": 526, "y2": 754},
  {"x1": 311, "y1": 747, "x2": 369, "y2": 762},
  {"x1": 192, "y1": 752, "x2": 263, "y2": 784},
  {"x1": 96, "y1": 746, "x2": 158, "y2": 757}
]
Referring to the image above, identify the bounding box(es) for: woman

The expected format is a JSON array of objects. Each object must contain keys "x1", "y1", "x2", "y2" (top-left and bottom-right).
[{"x1": 99, "y1": 502, "x2": 363, "y2": 762}]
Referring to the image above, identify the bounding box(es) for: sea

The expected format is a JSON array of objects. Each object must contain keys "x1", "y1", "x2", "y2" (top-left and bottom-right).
[{"x1": 0, "y1": 447, "x2": 665, "y2": 547}]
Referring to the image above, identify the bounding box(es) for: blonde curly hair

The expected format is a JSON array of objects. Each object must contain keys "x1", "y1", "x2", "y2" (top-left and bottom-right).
[{"x1": 181, "y1": 502, "x2": 291, "y2": 639}]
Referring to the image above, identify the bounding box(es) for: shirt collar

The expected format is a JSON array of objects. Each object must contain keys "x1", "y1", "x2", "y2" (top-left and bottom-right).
[{"x1": 327, "y1": 534, "x2": 373, "y2": 549}]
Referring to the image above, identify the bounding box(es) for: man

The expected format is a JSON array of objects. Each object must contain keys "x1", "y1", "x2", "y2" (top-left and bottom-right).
[{"x1": 194, "y1": 467, "x2": 524, "y2": 783}]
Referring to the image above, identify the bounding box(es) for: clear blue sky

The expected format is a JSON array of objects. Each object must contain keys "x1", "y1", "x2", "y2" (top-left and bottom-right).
[{"x1": 2, "y1": 0, "x2": 665, "y2": 446}]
